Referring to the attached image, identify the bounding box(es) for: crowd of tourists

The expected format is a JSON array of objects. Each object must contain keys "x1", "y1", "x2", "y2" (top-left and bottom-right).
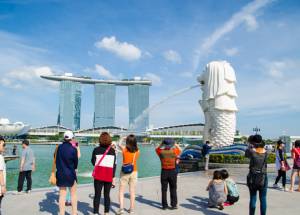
[{"x1": 0, "y1": 133, "x2": 300, "y2": 215}]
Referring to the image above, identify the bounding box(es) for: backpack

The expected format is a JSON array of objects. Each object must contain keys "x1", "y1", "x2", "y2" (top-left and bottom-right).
[
  {"x1": 247, "y1": 153, "x2": 267, "y2": 190},
  {"x1": 226, "y1": 179, "x2": 239, "y2": 197}
]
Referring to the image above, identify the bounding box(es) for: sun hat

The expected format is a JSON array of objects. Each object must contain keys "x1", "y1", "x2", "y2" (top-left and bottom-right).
[{"x1": 64, "y1": 130, "x2": 74, "y2": 140}]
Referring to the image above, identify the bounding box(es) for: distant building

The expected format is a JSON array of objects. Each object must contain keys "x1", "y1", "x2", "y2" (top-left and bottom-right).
[
  {"x1": 29, "y1": 125, "x2": 69, "y2": 136},
  {"x1": 128, "y1": 84, "x2": 150, "y2": 131},
  {"x1": 148, "y1": 123, "x2": 204, "y2": 136},
  {"x1": 58, "y1": 80, "x2": 82, "y2": 130},
  {"x1": 94, "y1": 83, "x2": 116, "y2": 127},
  {"x1": 41, "y1": 74, "x2": 152, "y2": 131}
]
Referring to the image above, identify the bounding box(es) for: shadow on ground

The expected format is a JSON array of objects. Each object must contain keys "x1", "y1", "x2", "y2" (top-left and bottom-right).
[
  {"x1": 39, "y1": 191, "x2": 60, "y2": 214},
  {"x1": 124, "y1": 193, "x2": 161, "y2": 209},
  {"x1": 39, "y1": 191, "x2": 94, "y2": 215},
  {"x1": 180, "y1": 196, "x2": 229, "y2": 215}
]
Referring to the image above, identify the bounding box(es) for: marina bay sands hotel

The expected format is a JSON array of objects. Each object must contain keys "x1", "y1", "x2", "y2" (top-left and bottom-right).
[{"x1": 41, "y1": 74, "x2": 152, "y2": 131}]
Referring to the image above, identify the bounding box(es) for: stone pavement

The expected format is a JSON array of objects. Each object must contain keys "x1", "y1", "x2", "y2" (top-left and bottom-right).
[{"x1": 2, "y1": 171, "x2": 300, "y2": 215}]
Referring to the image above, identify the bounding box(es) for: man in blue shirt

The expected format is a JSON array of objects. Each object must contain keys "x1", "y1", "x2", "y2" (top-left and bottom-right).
[{"x1": 202, "y1": 141, "x2": 212, "y2": 171}]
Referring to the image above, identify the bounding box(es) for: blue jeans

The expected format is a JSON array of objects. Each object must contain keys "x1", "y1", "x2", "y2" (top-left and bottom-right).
[{"x1": 249, "y1": 176, "x2": 268, "y2": 215}]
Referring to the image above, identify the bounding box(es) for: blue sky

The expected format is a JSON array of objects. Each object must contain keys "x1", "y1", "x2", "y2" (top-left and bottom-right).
[{"x1": 0, "y1": 0, "x2": 299, "y2": 138}]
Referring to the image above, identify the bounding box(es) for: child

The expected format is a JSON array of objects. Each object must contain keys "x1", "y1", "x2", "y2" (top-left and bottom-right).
[
  {"x1": 220, "y1": 169, "x2": 239, "y2": 205},
  {"x1": 206, "y1": 170, "x2": 227, "y2": 210}
]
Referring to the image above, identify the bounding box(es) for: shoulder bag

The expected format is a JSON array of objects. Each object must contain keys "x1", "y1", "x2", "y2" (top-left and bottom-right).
[
  {"x1": 122, "y1": 152, "x2": 136, "y2": 174},
  {"x1": 247, "y1": 153, "x2": 267, "y2": 190},
  {"x1": 49, "y1": 145, "x2": 59, "y2": 185},
  {"x1": 92, "y1": 146, "x2": 113, "y2": 182}
]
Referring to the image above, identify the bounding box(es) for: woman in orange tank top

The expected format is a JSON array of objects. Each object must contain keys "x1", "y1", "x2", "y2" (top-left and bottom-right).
[{"x1": 117, "y1": 135, "x2": 140, "y2": 215}]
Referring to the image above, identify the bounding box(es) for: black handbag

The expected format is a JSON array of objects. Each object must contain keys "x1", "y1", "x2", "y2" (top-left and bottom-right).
[{"x1": 247, "y1": 153, "x2": 267, "y2": 190}]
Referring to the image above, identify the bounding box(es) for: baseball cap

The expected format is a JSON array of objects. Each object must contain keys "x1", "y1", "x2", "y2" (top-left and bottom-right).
[
  {"x1": 162, "y1": 138, "x2": 175, "y2": 146},
  {"x1": 64, "y1": 131, "x2": 74, "y2": 140}
]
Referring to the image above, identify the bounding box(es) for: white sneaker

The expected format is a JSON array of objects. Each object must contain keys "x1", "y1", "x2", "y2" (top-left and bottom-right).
[
  {"x1": 15, "y1": 191, "x2": 24, "y2": 195},
  {"x1": 117, "y1": 209, "x2": 124, "y2": 215},
  {"x1": 273, "y1": 184, "x2": 280, "y2": 189}
]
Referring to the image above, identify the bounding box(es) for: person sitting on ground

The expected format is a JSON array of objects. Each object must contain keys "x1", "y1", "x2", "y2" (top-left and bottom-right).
[
  {"x1": 206, "y1": 170, "x2": 227, "y2": 210},
  {"x1": 156, "y1": 138, "x2": 182, "y2": 210},
  {"x1": 289, "y1": 140, "x2": 300, "y2": 192},
  {"x1": 220, "y1": 169, "x2": 239, "y2": 206}
]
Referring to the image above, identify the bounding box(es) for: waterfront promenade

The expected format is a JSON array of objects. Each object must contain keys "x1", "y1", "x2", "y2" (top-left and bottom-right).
[{"x1": 3, "y1": 171, "x2": 300, "y2": 215}]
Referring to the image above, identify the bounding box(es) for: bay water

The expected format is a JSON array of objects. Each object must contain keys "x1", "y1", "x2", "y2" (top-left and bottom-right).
[{"x1": 6, "y1": 144, "x2": 161, "y2": 191}]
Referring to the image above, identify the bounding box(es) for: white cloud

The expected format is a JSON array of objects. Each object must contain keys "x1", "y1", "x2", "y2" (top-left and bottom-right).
[
  {"x1": 163, "y1": 50, "x2": 182, "y2": 64},
  {"x1": 95, "y1": 36, "x2": 141, "y2": 61},
  {"x1": 238, "y1": 59, "x2": 300, "y2": 116},
  {"x1": 244, "y1": 14, "x2": 258, "y2": 31},
  {"x1": 144, "y1": 73, "x2": 162, "y2": 86},
  {"x1": 1, "y1": 66, "x2": 58, "y2": 89},
  {"x1": 260, "y1": 59, "x2": 300, "y2": 79},
  {"x1": 94, "y1": 64, "x2": 116, "y2": 79},
  {"x1": 193, "y1": 0, "x2": 274, "y2": 71},
  {"x1": 224, "y1": 47, "x2": 239, "y2": 56},
  {"x1": 143, "y1": 51, "x2": 153, "y2": 58}
]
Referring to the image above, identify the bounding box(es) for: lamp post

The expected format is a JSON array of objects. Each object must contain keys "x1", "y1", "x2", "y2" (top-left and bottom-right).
[{"x1": 253, "y1": 126, "x2": 260, "y2": 134}]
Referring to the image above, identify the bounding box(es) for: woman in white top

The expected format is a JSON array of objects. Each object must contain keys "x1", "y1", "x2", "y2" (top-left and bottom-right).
[{"x1": 0, "y1": 136, "x2": 7, "y2": 212}]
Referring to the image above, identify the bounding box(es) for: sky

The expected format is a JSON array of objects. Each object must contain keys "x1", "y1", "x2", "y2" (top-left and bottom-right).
[{"x1": 0, "y1": 0, "x2": 299, "y2": 138}]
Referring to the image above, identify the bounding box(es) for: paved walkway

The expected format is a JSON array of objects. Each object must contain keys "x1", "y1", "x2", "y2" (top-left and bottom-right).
[{"x1": 2, "y1": 171, "x2": 300, "y2": 215}]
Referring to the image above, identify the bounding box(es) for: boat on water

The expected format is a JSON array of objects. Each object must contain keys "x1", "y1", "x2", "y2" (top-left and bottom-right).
[{"x1": 0, "y1": 118, "x2": 30, "y2": 136}]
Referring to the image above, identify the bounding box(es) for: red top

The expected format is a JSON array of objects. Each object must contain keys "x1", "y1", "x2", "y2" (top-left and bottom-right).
[{"x1": 292, "y1": 148, "x2": 300, "y2": 160}]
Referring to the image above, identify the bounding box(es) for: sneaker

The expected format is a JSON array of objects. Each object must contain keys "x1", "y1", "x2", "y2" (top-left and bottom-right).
[
  {"x1": 26, "y1": 190, "x2": 31, "y2": 194},
  {"x1": 129, "y1": 209, "x2": 135, "y2": 214},
  {"x1": 169, "y1": 206, "x2": 178, "y2": 210},
  {"x1": 273, "y1": 184, "x2": 279, "y2": 188},
  {"x1": 116, "y1": 209, "x2": 124, "y2": 215},
  {"x1": 16, "y1": 191, "x2": 24, "y2": 195}
]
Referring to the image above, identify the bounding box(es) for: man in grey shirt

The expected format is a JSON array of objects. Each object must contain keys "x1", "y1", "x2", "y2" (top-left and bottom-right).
[{"x1": 17, "y1": 139, "x2": 35, "y2": 193}]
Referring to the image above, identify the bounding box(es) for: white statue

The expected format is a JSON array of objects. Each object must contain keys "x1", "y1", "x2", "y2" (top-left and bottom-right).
[{"x1": 198, "y1": 61, "x2": 238, "y2": 147}]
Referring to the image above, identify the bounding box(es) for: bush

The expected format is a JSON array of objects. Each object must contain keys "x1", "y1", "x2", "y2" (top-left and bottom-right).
[{"x1": 209, "y1": 153, "x2": 276, "y2": 164}]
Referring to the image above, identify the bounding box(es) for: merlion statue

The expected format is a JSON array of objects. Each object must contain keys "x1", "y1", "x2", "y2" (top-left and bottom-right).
[{"x1": 197, "y1": 61, "x2": 238, "y2": 147}]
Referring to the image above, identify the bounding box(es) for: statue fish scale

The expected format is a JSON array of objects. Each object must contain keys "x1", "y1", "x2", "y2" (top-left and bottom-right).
[{"x1": 198, "y1": 61, "x2": 238, "y2": 147}]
